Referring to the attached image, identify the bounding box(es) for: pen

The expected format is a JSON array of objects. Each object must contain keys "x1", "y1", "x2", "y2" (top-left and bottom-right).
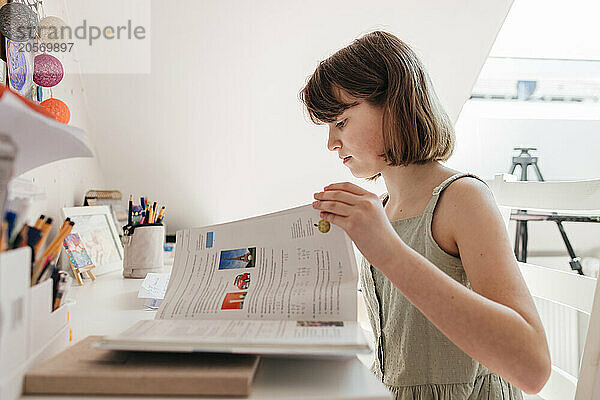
[
  {"x1": 4, "y1": 211, "x2": 16, "y2": 239},
  {"x1": 156, "y1": 206, "x2": 165, "y2": 224},
  {"x1": 51, "y1": 266, "x2": 60, "y2": 310},
  {"x1": 36, "y1": 258, "x2": 53, "y2": 285},
  {"x1": 26, "y1": 226, "x2": 43, "y2": 259},
  {"x1": 53, "y1": 272, "x2": 70, "y2": 311},
  {"x1": 128, "y1": 195, "x2": 133, "y2": 226}
]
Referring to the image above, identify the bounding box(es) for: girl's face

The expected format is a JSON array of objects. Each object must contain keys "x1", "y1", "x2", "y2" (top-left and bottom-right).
[{"x1": 326, "y1": 97, "x2": 387, "y2": 178}]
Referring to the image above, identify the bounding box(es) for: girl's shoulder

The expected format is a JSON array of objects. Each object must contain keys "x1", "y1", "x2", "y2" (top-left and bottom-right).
[
  {"x1": 436, "y1": 174, "x2": 492, "y2": 206},
  {"x1": 431, "y1": 174, "x2": 497, "y2": 257}
]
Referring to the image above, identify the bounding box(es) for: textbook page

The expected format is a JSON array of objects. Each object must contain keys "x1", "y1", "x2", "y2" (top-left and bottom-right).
[
  {"x1": 157, "y1": 204, "x2": 358, "y2": 322},
  {"x1": 99, "y1": 319, "x2": 370, "y2": 355},
  {"x1": 105, "y1": 319, "x2": 368, "y2": 349}
]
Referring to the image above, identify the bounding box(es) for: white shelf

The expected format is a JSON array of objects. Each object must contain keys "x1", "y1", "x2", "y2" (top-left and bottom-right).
[
  {"x1": 0, "y1": 248, "x2": 71, "y2": 400},
  {"x1": 0, "y1": 89, "x2": 93, "y2": 176}
]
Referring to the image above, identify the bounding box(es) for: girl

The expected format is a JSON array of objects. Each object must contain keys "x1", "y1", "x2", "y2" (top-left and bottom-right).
[{"x1": 301, "y1": 31, "x2": 550, "y2": 399}]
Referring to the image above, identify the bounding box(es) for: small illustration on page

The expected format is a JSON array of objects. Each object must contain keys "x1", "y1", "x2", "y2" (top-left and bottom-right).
[
  {"x1": 234, "y1": 273, "x2": 250, "y2": 290},
  {"x1": 314, "y1": 220, "x2": 331, "y2": 233},
  {"x1": 218, "y1": 247, "x2": 256, "y2": 269},
  {"x1": 297, "y1": 321, "x2": 344, "y2": 327},
  {"x1": 221, "y1": 291, "x2": 247, "y2": 310}
]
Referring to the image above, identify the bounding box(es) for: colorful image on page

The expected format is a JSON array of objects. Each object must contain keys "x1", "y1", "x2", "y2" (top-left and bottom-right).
[
  {"x1": 218, "y1": 247, "x2": 256, "y2": 270},
  {"x1": 221, "y1": 291, "x2": 248, "y2": 310},
  {"x1": 234, "y1": 273, "x2": 250, "y2": 290}
]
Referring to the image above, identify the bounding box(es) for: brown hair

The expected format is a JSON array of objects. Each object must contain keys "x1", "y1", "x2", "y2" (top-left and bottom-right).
[{"x1": 300, "y1": 31, "x2": 454, "y2": 178}]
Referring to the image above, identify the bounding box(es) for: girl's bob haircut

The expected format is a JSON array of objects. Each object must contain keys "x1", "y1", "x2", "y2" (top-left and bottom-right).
[{"x1": 300, "y1": 31, "x2": 454, "y2": 178}]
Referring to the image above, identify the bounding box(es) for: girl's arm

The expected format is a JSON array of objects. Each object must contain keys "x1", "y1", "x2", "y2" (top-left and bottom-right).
[
  {"x1": 313, "y1": 181, "x2": 551, "y2": 394},
  {"x1": 380, "y1": 178, "x2": 550, "y2": 394}
]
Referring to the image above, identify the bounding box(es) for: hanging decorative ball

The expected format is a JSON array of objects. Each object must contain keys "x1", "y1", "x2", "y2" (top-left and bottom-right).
[
  {"x1": 38, "y1": 16, "x2": 68, "y2": 44},
  {"x1": 41, "y1": 98, "x2": 70, "y2": 124},
  {"x1": 0, "y1": 3, "x2": 38, "y2": 42},
  {"x1": 34, "y1": 54, "x2": 64, "y2": 87}
]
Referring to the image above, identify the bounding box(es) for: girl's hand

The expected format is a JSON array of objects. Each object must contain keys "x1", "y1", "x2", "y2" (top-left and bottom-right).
[{"x1": 313, "y1": 182, "x2": 404, "y2": 271}]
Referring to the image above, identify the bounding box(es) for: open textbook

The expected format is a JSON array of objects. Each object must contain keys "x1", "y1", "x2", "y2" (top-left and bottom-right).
[{"x1": 97, "y1": 204, "x2": 370, "y2": 356}]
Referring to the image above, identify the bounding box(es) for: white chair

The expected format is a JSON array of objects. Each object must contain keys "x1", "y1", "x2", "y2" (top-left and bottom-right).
[{"x1": 488, "y1": 173, "x2": 600, "y2": 400}]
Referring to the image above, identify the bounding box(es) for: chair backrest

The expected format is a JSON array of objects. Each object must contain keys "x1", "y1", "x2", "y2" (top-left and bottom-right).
[{"x1": 488, "y1": 173, "x2": 600, "y2": 400}]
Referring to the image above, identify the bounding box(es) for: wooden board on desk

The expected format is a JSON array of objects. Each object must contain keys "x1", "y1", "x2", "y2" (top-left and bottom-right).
[{"x1": 24, "y1": 336, "x2": 261, "y2": 397}]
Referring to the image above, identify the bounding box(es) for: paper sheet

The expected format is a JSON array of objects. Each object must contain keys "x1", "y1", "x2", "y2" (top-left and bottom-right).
[{"x1": 138, "y1": 272, "x2": 170, "y2": 299}]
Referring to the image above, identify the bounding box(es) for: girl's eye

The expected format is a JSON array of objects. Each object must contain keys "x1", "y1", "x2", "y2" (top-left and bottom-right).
[{"x1": 336, "y1": 119, "x2": 347, "y2": 129}]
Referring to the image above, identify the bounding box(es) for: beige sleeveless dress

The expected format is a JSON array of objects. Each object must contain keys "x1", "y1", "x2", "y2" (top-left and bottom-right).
[{"x1": 360, "y1": 173, "x2": 524, "y2": 399}]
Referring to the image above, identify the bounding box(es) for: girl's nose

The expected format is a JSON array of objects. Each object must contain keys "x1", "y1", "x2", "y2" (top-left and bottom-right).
[{"x1": 327, "y1": 128, "x2": 342, "y2": 151}]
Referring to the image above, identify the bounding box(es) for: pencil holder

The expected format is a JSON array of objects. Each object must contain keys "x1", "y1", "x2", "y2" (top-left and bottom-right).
[{"x1": 122, "y1": 224, "x2": 165, "y2": 279}]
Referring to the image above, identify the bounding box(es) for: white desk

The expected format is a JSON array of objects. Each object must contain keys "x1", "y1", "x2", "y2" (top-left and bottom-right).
[{"x1": 20, "y1": 270, "x2": 392, "y2": 400}]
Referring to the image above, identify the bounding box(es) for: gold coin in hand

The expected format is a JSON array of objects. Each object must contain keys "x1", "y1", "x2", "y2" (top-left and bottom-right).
[{"x1": 316, "y1": 219, "x2": 330, "y2": 233}]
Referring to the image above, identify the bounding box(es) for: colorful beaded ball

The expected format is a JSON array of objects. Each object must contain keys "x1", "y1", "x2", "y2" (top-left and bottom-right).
[
  {"x1": 41, "y1": 98, "x2": 70, "y2": 124},
  {"x1": 34, "y1": 54, "x2": 64, "y2": 87}
]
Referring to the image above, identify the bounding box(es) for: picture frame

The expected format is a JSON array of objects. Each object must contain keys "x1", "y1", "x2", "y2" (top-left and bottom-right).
[{"x1": 61, "y1": 205, "x2": 124, "y2": 276}]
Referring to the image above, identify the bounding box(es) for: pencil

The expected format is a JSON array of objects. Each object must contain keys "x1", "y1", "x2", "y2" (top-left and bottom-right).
[
  {"x1": 19, "y1": 228, "x2": 28, "y2": 248},
  {"x1": 34, "y1": 217, "x2": 53, "y2": 255},
  {"x1": 33, "y1": 215, "x2": 45, "y2": 229},
  {"x1": 47, "y1": 221, "x2": 74, "y2": 260},
  {"x1": 32, "y1": 220, "x2": 74, "y2": 284},
  {"x1": 12, "y1": 225, "x2": 28, "y2": 249},
  {"x1": 0, "y1": 221, "x2": 8, "y2": 252},
  {"x1": 58, "y1": 217, "x2": 70, "y2": 232},
  {"x1": 32, "y1": 221, "x2": 74, "y2": 285}
]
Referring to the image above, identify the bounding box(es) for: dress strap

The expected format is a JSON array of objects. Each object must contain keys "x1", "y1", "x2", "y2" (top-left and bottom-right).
[
  {"x1": 381, "y1": 193, "x2": 390, "y2": 207},
  {"x1": 381, "y1": 173, "x2": 488, "y2": 214},
  {"x1": 423, "y1": 172, "x2": 488, "y2": 215}
]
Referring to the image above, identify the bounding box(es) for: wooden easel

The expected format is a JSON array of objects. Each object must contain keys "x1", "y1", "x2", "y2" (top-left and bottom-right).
[{"x1": 67, "y1": 259, "x2": 96, "y2": 286}]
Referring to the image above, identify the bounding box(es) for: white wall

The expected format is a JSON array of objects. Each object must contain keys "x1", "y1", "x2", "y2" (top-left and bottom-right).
[{"x1": 75, "y1": 0, "x2": 513, "y2": 233}]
